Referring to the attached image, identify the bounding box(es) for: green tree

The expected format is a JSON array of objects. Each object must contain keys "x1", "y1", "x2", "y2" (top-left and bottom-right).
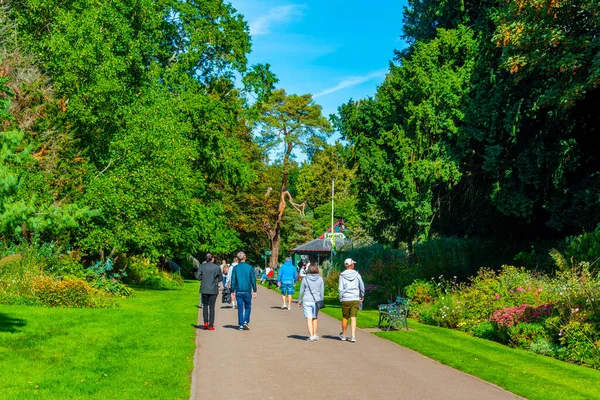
[
  {"x1": 7, "y1": 0, "x2": 276, "y2": 259},
  {"x1": 296, "y1": 143, "x2": 363, "y2": 237},
  {"x1": 258, "y1": 88, "x2": 332, "y2": 266},
  {"x1": 78, "y1": 84, "x2": 241, "y2": 259},
  {"x1": 336, "y1": 27, "x2": 476, "y2": 250},
  {"x1": 1, "y1": 48, "x2": 90, "y2": 244}
]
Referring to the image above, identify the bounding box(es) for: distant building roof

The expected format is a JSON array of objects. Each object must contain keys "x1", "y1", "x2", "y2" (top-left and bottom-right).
[{"x1": 291, "y1": 219, "x2": 351, "y2": 254}]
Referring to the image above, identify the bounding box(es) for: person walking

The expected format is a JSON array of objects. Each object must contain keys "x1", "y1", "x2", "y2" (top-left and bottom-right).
[
  {"x1": 226, "y1": 256, "x2": 239, "y2": 308},
  {"x1": 338, "y1": 258, "x2": 365, "y2": 343},
  {"x1": 221, "y1": 260, "x2": 229, "y2": 288},
  {"x1": 277, "y1": 257, "x2": 298, "y2": 310},
  {"x1": 197, "y1": 253, "x2": 222, "y2": 330},
  {"x1": 230, "y1": 251, "x2": 257, "y2": 331},
  {"x1": 298, "y1": 263, "x2": 307, "y2": 282},
  {"x1": 297, "y1": 264, "x2": 324, "y2": 342}
]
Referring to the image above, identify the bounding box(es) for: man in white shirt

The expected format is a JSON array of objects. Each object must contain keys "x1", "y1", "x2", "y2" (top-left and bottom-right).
[{"x1": 226, "y1": 256, "x2": 239, "y2": 308}]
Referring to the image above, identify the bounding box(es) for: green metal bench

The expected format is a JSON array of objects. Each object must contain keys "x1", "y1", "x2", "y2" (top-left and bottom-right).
[{"x1": 377, "y1": 296, "x2": 410, "y2": 331}]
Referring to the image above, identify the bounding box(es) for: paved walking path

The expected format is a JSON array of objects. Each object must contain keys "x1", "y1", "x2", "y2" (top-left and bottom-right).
[{"x1": 190, "y1": 286, "x2": 520, "y2": 400}]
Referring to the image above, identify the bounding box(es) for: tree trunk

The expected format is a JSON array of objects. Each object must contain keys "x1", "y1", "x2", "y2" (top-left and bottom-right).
[{"x1": 269, "y1": 235, "x2": 281, "y2": 268}]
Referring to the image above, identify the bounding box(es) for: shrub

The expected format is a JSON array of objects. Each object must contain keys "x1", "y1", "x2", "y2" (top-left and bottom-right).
[
  {"x1": 505, "y1": 322, "x2": 551, "y2": 349},
  {"x1": 405, "y1": 279, "x2": 436, "y2": 304},
  {"x1": 124, "y1": 257, "x2": 183, "y2": 289},
  {"x1": 564, "y1": 229, "x2": 600, "y2": 269},
  {"x1": 0, "y1": 253, "x2": 42, "y2": 305},
  {"x1": 32, "y1": 277, "x2": 115, "y2": 308},
  {"x1": 86, "y1": 259, "x2": 132, "y2": 296},
  {"x1": 490, "y1": 304, "x2": 555, "y2": 328},
  {"x1": 529, "y1": 338, "x2": 558, "y2": 357},
  {"x1": 324, "y1": 271, "x2": 340, "y2": 298},
  {"x1": 416, "y1": 294, "x2": 461, "y2": 329},
  {"x1": 472, "y1": 321, "x2": 500, "y2": 342},
  {"x1": 558, "y1": 321, "x2": 600, "y2": 368},
  {"x1": 413, "y1": 237, "x2": 510, "y2": 281}
]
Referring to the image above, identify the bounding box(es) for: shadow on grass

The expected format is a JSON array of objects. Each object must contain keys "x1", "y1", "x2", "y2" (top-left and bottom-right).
[
  {"x1": 125, "y1": 283, "x2": 185, "y2": 292},
  {"x1": 0, "y1": 313, "x2": 26, "y2": 333}
]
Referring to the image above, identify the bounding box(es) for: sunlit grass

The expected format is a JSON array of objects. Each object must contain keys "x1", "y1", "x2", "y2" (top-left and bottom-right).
[
  {"x1": 0, "y1": 281, "x2": 200, "y2": 399},
  {"x1": 321, "y1": 302, "x2": 600, "y2": 400}
]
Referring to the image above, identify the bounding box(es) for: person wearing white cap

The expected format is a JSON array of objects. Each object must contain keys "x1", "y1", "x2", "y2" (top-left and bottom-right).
[{"x1": 338, "y1": 258, "x2": 365, "y2": 342}]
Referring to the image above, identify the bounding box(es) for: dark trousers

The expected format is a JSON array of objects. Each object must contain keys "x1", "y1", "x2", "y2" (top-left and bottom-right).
[{"x1": 201, "y1": 293, "x2": 218, "y2": 326}]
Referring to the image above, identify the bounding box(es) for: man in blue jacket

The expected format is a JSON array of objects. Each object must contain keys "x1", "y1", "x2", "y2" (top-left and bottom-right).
[
  {"x1": 277, "y1": 257, "x2": 298, "y2": 310},
  {"x1": 230, "y1": 251, "x2": 258, "y2": 330}
]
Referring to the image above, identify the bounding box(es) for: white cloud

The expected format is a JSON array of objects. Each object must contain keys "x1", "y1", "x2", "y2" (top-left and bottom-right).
[
  {"x1": 249, "y1": 4, "x2": 307, "y2": 36},
  {"x1": 313, "y1": 69, "x2": 388, "y2": 98}
]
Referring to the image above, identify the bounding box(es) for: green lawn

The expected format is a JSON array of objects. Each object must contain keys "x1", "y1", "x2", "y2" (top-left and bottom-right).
[
  {"x1": 0, "y1": 281, "x2": 200, "y2": 399},
  {"x1": 318, "y1": 299, "x2": 600, "y2": 400}
]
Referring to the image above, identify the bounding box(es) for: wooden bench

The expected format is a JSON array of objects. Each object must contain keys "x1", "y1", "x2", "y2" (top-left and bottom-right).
[{"x1": 378, "y1": 296, "x2": 410, "y2": 331}]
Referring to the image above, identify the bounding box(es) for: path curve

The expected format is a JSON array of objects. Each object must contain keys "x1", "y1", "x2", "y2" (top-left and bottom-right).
[{"x1": 191, "y1": 286, "x2": 520, "y2": 400}]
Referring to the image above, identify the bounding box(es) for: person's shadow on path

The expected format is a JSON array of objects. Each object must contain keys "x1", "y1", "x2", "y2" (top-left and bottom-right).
[
  {"x1": 222, "y1": 324, "x2": 242, "y2": 330},
  {"x1": 287, "y1": 334, "x2": 309, "y2": 341},
  {"x1": 319, "y1": 335, "x2": 342, "y2": 341},
  {"x1": 288, "y1": 334, "x2": 339, "y2": 341}
]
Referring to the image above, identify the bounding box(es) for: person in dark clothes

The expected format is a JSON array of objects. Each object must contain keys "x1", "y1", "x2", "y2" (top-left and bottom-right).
[{"x1": 197, "y1": 253, "x2": 222, "y2": 330}]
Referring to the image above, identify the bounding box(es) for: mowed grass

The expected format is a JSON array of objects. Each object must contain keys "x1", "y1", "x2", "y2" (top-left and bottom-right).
[
  {"x1": 0, "y1": 280, "x2": 200, "y2": 399},
  {"x1": 319, "y1": 299, "x2": 600, "y2": 400}
]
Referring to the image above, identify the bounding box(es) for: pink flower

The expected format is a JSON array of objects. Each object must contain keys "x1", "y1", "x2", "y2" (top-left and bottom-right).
[
  {"x1": 516, "y1": 286, "x2": 524, "y2": 292},
  {"x1": 495, "y1": 294, "x2": 500, "y2": 299}
]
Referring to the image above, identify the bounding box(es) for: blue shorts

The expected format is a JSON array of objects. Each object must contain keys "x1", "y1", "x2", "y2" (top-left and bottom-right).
[
  {"x1": 302, "y1": 301, "x2": 318, "y2": 319},
  {"x1": 280, "y1": 283, "x2": 294, "y2": 295}
]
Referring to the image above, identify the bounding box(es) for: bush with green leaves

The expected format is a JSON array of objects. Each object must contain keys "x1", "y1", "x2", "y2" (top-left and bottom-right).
[
  {"x1": 32, "y1": 277, "x2": 115, "y2": 308},
  {"x1": 557, "y1": 321, "x2": 600, "y2": 368},
  {"x1": 405, "y1": 279, "x2": 436, "y2": 305},
  {"x1": 472, "y1": 321, "x2": 500, "y2": 342},
  {"x1": 336, "y1": 244, "x2": 417, "y2": 306},
  {"x1": 85, "y1": 259, "x2": 132, "y2": 297},
  {"x1": 123, "y1": 257, "x2": 183, "y2": 289}
]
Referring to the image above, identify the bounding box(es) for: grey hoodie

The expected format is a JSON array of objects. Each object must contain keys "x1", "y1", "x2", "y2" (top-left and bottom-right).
[
  {"x1": 298, "y1": 274, "x2": 324, "y2": 304},
  {"x1": 338, "y1": 269, "x2": 365, "y2": 302}
]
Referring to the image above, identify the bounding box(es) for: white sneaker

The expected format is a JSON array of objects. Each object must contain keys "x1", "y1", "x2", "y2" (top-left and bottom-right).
[
  {"x1": 339, "y1": 333, "x2": 346, "y2": 341},
  {"x1": 350, "y1": 337, "x2": 356, "y2": 343},
  {"x1": 281, "y1": 304, "x2": 287, "y2": 309},
  {"x1": 287, "y1": 305, "x2": 291, "y2": 310},
  {"x1": 314, "y1": 334, "x2": 319, "y2": 341}
]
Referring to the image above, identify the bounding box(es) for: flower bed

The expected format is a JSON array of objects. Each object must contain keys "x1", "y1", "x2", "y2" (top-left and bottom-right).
[{"x1": 407, "y1": 265, "x2": 600, "y2": 369}]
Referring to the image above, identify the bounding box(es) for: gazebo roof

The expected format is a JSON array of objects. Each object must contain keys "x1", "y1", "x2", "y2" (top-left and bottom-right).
[
  {"x1": 291, "y1": 238, "x2": 331, "y2": 254},
  {"x1": 291, "y1": 219, "x2": 351, "y2": 254}
]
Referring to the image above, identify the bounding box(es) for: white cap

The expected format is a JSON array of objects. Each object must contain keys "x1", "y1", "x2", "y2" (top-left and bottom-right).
[{"x1": 344, "y1": 258, "x2": 356, "y2": 266}]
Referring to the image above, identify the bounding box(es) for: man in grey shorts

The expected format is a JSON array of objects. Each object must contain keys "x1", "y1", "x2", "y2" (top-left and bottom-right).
[{"x1": 338, "y1": 258, "x2": 365, "y2": 343}]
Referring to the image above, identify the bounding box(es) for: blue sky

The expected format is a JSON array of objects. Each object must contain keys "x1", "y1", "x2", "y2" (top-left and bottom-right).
[{"x1": 230, "y1": 0, "x2": 408, "y2": 127}]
